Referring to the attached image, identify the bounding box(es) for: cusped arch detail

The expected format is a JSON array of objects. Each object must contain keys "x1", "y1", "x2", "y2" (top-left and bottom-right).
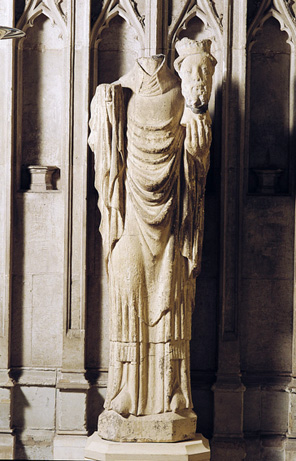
[
  {"x1": 91, "y1": 0, "x2": 145, "y2": 50},
  {"x1": 169, "y1": 1, "x2": 222, "y2": 50},
  {"x1": 17, "y1": 0, "x2": 67, "y2": 41},
  {"x1": 248, "y1": 0, "x2": 296, "y2": 50}
]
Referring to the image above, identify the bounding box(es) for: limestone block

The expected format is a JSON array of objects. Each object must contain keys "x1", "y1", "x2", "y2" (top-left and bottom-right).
[
  {"x1": 213, "y1": 386, "x2": 244, "y2": 436},
  {"x1": 53, "y1": 435, "x2": 88, "y2": 461},
  {"x1": 98, "y1": 409, "x2": 197, "y2": 443},
  {"x1": 261, "y1": 390, "x2": 288, "y2": 433},
  {"x1": 85, "y1": 433, "x2": 210, "y2": 461},
  {"x1": 287, "y1": 389, "x2": 296, "y2": 436},
  {"x1": 285, "y1": 438, "x2": 296, "y2": 461},
  {"x1": 31, "y1": 274, "x2": 63, "y2": 367},
  {"x1": 11, "y1": 295, "x2": 33, "y2": 366},
  {"x1": 244, "y1": 437, "x2": 261, "y2": 461},
  {"x1": 242, "y1": 198, "x2": 294, "y2": 279},
  {"x1": 15, "y1": 429, "x2": 54, "y2": 461},
  {"x1": 260, "y1": 436, "x2": 285, "y2": 461},
  {"x1": 243, "y1": 388, "x2": 261, "y2": 433},
  {"x1": 13, "y1": 193, "x2": 64, "y2": 275},
  {"x1": 0, "y1": 388, "x2": 12, "y2": 428},
  {"x1": 211, "y1": 438, "x2": 246, "y2": 461},
  {"x1": 13, "y1": 386, "x2": 55, "y2": 430},
  {"x1": 12, "y1": 368, "x2": 56, "y2": 387},
  {"x1": 56, "y1": 390, "x2": 87, "y2": 432},
  {"x1": 240, "y1": 278, "x2": 292, "y2": 371},
  {"x1": 0, "y1": 433, "x2": 14, "y2": 460}
]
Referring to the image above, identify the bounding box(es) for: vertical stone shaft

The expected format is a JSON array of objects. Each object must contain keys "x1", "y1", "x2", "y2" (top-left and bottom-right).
[
  {"x1": 145, "y1": 0, "x2": 168, "y2": 55},
  {"x1": 61, "y1": 0, "x2": 90, "y2": 372},
  {"x1": 0, "y1": 5, "x2": 15, "y2": 459},
  {"x1": 54, "y1": 0, "x2": 90, "y2": 453},
  {"x1": 211, "y1": 1, "x2": 247, "y2": 459}
]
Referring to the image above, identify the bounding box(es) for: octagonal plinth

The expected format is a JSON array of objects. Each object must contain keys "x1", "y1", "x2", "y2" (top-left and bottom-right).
[
  {"x1": 85, "y1": 433, "x2": 210, "y2": 461},
  {"x1": 97, "y1": 409, "x2": 197, "y2": 443}
]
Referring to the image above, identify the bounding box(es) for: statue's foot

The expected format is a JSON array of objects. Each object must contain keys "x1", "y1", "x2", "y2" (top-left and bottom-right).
[
  {"x1": 170, "y1": 389, "x2": 187, "y2": 412},
  {"x1": 110, "y1": 390, "x2": 132, "y2": 416}
]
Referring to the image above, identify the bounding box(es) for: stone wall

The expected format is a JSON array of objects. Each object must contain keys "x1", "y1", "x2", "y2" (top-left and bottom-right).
[{"x1": 0, "y1": 1, "x2": 295, "y2": 460}]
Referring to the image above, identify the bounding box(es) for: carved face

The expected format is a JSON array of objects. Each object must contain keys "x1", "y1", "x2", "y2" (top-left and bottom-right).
[{"x1": 178, "y1": 54, "x2": 214, "y2": 112}]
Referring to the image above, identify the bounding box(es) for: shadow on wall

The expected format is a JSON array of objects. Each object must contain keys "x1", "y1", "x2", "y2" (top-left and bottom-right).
[{"x1": 85, "y1": 148, "x2": 107, "y2": 435}]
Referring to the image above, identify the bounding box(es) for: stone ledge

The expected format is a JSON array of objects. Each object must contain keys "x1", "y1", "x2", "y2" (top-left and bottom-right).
[
  {"x1": 85, "y1": 433, "x2": 210, "y2": 460},
  {"x1": 98, "y1": 409, "x2": 197, "y2": 443}
]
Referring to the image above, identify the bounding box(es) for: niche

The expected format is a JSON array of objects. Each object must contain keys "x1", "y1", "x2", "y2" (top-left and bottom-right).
[
  {"x1": 18, "y1": 14, "x2": 64, "y2": 190},
  {"x1": 178, "y1": 16, "x2": 208, "y2": 41},
  {"x1": 96, "y1": 15, "x2": 141, "y2": 84},
  {"x1": 248, "y1": 17, "x2": 291, "y2": 194}
]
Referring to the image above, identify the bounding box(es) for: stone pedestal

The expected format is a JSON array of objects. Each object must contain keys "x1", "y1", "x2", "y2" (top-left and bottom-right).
[
  {"x1": 97, "y1": 409, "x2": 197, "y2": 443},
  {"x1": 28, "y1": 165, "x2": 57, "y2": 192},
  {"x1": 84, "y1": 433, "x2": 210, "y2": 461}
]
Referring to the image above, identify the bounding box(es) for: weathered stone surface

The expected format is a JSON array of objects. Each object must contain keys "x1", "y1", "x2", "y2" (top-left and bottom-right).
[
  {"x1": 15, "y1": 429, "x2": 54, "y2": 461},
  {"x1": 0, "y1": 388, "x2": 12, "y2": 428},
  {"x1": 0, "y1": 433, "x2": 14, "y2": 460},
  {"x1": 56, "y1": 390, "x2": 87, "y2": 433},
  {"x1": 98, "y1": 409, "x2": 197, "y2": 443},
  {"x1": 89, "y1": 38, "x2": 216, "y2": 445},
  {"x1": 53, "y1": 435, "x2": 88, "y2": 461},
  {"x1": 13, "y1": 386, "x2": 55, "y2": 430}
]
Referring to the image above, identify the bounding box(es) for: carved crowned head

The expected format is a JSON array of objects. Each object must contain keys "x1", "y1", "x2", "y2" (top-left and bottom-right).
[{"x1": 174, "y1": 38, "x2": 217, "y2": 113}]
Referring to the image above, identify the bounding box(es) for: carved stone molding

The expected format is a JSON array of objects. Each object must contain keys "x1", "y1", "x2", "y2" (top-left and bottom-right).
[
  {"x1": 248, "y1": 0, "x2": 296, "y2": 45},
  {"x1": 91, "y1": 0, "x2": 145, "y2": 48},
  {"x1": 17, "y1": 0, "x2": 67, "y2": 36},
  {"x1": 168, "y1": 0, "x2": 223, "y2": 62}
]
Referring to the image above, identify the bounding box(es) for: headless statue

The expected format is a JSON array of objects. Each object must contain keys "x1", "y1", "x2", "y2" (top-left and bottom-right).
[{"x1": 88, "y1": 38, "x2": 217, "y2": 443}]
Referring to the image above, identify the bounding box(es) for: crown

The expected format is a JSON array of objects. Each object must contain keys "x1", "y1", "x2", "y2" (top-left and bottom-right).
[{"x1": 175, "y1": 38, "x2": 213, "y2": 58}]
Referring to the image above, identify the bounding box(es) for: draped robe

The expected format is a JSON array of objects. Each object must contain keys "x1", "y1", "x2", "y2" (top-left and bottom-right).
[{"x1": 89, "y1": 56, "x2": 210, "y2": 417}]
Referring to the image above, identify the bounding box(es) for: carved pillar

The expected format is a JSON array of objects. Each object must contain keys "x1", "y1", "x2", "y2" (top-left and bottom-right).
[
  {"x1": 54, "y1": 0, "x2": 91, "y2": 456},
  {"x1": 144, "y1": 0, "x2": 168, "y2": 55},
  {"x1": 0, "y1": 6, "x2": 15, "y2": 459},
  {"x1": 211, "y1": 1, "x2": 247, "y2": 459},
  {"x1": 286, "y1": 29, "x2": 296, "y2": 457}
]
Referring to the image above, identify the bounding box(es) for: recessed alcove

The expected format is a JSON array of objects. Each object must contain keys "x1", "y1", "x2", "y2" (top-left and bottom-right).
[
  {"x1": 248, "y1": 16, "x2": 291, "y2": 194},
  {"x1": 18, "y1": 13, "x2": 64, "y2": 190},
  {"x1": 96, "y1": 15, "x2": 141, "y2": 84},
  {"x1": 178, "y1": 16, "x2": 210, "y2": 42}
]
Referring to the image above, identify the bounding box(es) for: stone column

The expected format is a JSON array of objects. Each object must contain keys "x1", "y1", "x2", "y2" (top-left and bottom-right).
[
  {"x1": 0, "y1": 7, "x2": 16, "y2": 459},
  {"x1": 53, "y1": 0, "x2": 91, "y2": 458},
  {"x1": 144, "y1": 0, "x2": 168, "y2": 55},
  {"x1": 286, "y1": 241, "x2": 296, "y2": 458},
  {"x1": 211, "y1": 1, "x2": 247, "y2": 460}
]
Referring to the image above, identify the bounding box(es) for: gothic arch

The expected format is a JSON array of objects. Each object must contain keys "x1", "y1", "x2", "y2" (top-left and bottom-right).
[{"x1": 17, "y1": 0, "x2": 67, "y2": 39}]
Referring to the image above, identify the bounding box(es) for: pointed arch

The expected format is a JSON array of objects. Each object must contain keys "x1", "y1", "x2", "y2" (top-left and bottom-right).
[
  {"x1": 246, "y1": 0, "x2": 296, "y2": 195},
  {"x1": 90, "y1": 0, "x2": 144, "y2": 49},
  {"x1": 168, "y1": 0, "x2": 223, "y2": 55},
  {"x1": 90, "y1": 0, "x2": 144, "y2": 93},
  {"x1": 17, "y1": 0, "x2": 67, "y2": 41},
  {"x1": 248, "y1": 0, "x2": 296, "y2": 49}
]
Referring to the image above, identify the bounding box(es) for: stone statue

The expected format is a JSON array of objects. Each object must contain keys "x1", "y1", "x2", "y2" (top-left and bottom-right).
[{"x1": 88, "y1": 38, "x2": 217, "y2": 443}]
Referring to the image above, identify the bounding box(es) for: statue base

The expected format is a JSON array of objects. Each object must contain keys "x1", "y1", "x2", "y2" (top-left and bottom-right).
[
  {"x1": 84, "y1": 433, "x2": 210, "y2": 460},
  {"x1": 97, "y1": 409, "x2": 197, "y2": 443}
]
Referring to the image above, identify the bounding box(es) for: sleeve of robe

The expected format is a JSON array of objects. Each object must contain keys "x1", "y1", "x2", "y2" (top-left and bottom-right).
[
  {"x1": 88, "y1": 83, "x2": 126, "y2": 272},
  {"x1": 180, "y1": 108, "x2": 212, "y2": 279}
]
